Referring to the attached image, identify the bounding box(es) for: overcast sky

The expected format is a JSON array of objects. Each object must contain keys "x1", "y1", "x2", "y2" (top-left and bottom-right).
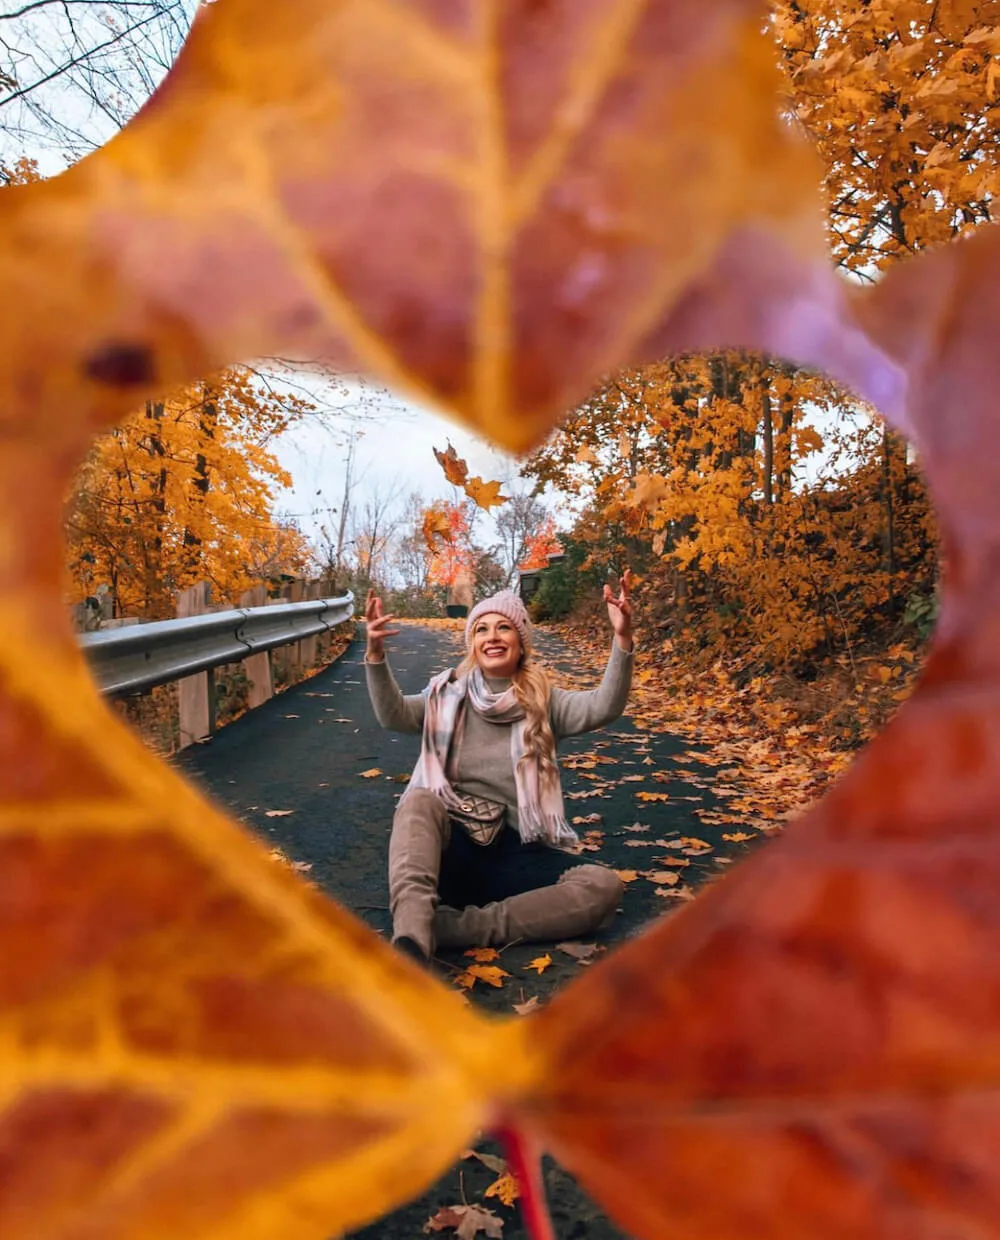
[{"x1": 265, "y1": 373, "x2": 553, "y2": 542}]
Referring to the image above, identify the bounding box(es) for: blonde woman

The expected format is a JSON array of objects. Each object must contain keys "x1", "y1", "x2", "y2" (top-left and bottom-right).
[{"x1": 364, "y1": 577, "x2": 634, "y2": 963}]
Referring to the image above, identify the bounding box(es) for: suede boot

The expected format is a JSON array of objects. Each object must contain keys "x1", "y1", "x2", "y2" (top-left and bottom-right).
[
  {"x1": 388, "y1": 788, "x2": 451, "y2": 959},
  {"x1": 433, "y1": 864, "x2": 623, "y2": 949}
]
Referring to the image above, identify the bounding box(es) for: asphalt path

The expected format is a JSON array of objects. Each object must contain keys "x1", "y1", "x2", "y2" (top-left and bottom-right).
[{"x1": 177, "y1": 622, "x2": 762, "y2": 1240}]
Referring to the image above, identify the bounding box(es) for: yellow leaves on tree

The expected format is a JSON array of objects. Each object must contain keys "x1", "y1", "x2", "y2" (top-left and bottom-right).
[
  {"x1": 775, "y1": 0, "x2": 1000, "y2": 271},
  {"x1": 5, "y1": 1, "x2": 1000, "y2": 1240},
  {"x1": 65, "y1": 367, "x2": 314, "y2": 619}
]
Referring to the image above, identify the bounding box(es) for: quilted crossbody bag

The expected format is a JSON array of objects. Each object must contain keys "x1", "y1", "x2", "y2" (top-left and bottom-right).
[{"x1": 449, "y1": 792, "x2": 506, "y2": 847}]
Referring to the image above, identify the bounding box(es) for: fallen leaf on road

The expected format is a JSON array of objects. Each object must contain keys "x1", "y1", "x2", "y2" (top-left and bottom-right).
[
  {"x1": 464, "y1": 1150, "x2": 507, "y2": 1175},
  {"x1": 557, "y1": 943, "x2": 600, "y2": 963},
  {"x1": 571, "y1": 813, "x2": 603, "y2": 825},
  {"x1": 485, "y1": 1172, "x2": 521, "y2": 1208},
  {"x1": 623, "y1": 822, "x2": 651, "y2": 833},
  {"x1": 264, "y1": 809, "x2": 294, "y2": 818},
  {"x1": 655, "y1": 885, "x2": 696, "y2": 900},
  {"x1": 464, "y1": 948, "x2": 500, "y2": 963},
  {"x1": 512, "y1": 997, "x2": 540, "y2": 1016},
  {"x1": 614, "y1": 870, "x2": 639, "y2": 883},
  {"x1": 527, "y1": 954, "x2": 552, "y2": 974},
  {"x1": 455, "y1": 965, "x2": 510, "y2": 991},
  {"x1": 643, "y1": 871, "x2": 680, "y2": 886},
  {"x1": 723, "y1": 831, "x2": 757, "y2": 842},
  {"x1": 636, "y1": 791, "x2": 671, "y2": 803},
  {"x1": 619, "y1": 774, "x2": 646, "y2": 782},
  {"x1": 360, "y1": 768, "x2": 382, "y2": 778},
  {"x1": 283, "y1": 714, "x2": 300, "y2": 719},
  {"x1": 424, "y1": 1204, "x2": 504, "y2": 1240},
  {"x1": 655, "y1": 857, "x2": 691, "y2": 868},
  {"x1": 678, "y1": 837, "x2": 712, "y2": 851}
]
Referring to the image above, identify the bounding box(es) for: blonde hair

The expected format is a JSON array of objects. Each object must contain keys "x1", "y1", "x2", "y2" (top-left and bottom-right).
[{"x1": 458, "y1": 637, "x2": 557, "y2": 772}]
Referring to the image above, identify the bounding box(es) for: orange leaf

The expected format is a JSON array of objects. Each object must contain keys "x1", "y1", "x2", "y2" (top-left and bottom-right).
[
  {"x1": 527, "y1": 954, "x2": 553, "y2": 975},
  {"x1": 433, "y1": 442, "x2": 469, "y2": 488},
  {"x1": 360, "y1": 767, "x2": 382, "y2": 778},
  {"x1": 455, "y1": 965, "x2": 510, "y2": 991},
  {"x1": 464, "y1": 476, "x2": 508, "y2": 511},
  {"x1": 464, "y1": 947, "x2": 500, "y2": 963}
]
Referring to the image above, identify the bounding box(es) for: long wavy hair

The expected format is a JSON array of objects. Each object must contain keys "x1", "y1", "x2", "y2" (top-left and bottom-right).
[{"x1": 458, "y1": 634, "x2": 557, "y2": 773}]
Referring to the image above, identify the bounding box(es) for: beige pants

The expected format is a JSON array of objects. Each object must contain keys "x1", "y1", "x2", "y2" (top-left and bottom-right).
[{"x1": 388, "y1": 788, "x2": 623, "y2": 957}]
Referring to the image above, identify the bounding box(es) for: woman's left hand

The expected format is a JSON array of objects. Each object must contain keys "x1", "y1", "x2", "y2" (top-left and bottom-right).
[{"x1": 603, "y1": 570, "x2": 633, "y2": 651}]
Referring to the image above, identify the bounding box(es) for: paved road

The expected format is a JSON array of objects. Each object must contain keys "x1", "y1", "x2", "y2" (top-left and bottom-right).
[{"x1": 177, "y1": 623, "x2": 760, "y2": 1240}]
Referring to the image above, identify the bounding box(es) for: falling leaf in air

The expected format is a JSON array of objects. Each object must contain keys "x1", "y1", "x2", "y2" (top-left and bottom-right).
[
  {"x1": 465, "y1": 476, "x2": 508, "y2": 511},
  {"x1": 433, "y1": 442, "x2": 469, "y2": 488},
  {"x1": 527, "y1": 954, "x2": 552, "y2": 975},
  {"x1": 464, "y1": 947, "x2": 500, "y2": 964},
  {"x1": 423, "y1": 1204, "x2": 504, "y2": 1240},
  {"x1": 455, "y1": 965, "x2": 510, "y2": 991},
  {"x1": 360, "y1": 768, "x2": 383, "y2": 779}
]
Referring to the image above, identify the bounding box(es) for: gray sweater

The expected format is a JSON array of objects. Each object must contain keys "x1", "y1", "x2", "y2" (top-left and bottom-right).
[{"x1": 365, "y1": 643, "x2": 634, "y2": 834}]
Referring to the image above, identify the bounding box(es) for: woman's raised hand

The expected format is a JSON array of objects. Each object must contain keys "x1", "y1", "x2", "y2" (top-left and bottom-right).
[
  {"x1": 602, "y1": 569, "x2": 634, "y2": 651},
  {"x1": 364, "y1": 589, "x2": 400, "y2": 663}
]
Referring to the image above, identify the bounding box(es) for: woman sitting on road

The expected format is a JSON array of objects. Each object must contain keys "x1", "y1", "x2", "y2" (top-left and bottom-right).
[{"x1": 364, "y1": 576, "x2": 634, "y2": 962}]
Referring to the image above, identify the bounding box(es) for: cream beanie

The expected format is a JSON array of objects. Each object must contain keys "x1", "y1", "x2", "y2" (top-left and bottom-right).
[{"x1": 465, "y1": 590, "x2": 531, "y2": 650}]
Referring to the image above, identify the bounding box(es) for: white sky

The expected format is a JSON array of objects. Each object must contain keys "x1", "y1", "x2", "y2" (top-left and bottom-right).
[{"x1": 267, "y1": 376, "x2": 534, "y2": 541}]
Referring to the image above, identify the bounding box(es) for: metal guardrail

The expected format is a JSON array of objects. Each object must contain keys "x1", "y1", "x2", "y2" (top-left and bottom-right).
[{"x1": 80, "y1": 593, "x2": 356, "y2": 697}]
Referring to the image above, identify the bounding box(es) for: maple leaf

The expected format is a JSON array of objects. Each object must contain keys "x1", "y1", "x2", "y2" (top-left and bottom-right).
[
  {"x1": 527, "y1": 955, "x2": 552, "y2": 975},
  {"x1": 643, "y1": 871, "x2": 680, "y2": 886},
  {"x1": 485, "y1": 1172, "x2": 521, "y2": 1208},
  {"x1": 433, "y1": 442, "x2": 469, "y2": 488},
  {"x1": 464, "y1": 476, "x2": 508, "y2": 511},
  {"x1": 614, "y1": 870, "x2": 640, "y2": 883},
  {"x1": 455, "y1": 964, "x2": 510, "y2": 991},
  {"x1": 636, "y1": 791, "x2": 671, "y2": 802},
  {"x1": 722, "y1": 831, "x2": 756, "y2": 842},
  {"x1": 464, "y1": 947, "x2": 501, "y2": 963},
  {"x1": 512, "y1": 996, "x2": 541, "y2": 1017},
  {"x1": 360, "y1": 768, "x2": 382, "y2": 779},
  {"x1": 424, "y1": 1204, "x2": 504, "y2": 1240}
]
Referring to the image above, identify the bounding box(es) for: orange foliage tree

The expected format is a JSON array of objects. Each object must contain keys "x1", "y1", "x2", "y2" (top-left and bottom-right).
[
  {"x1": 518, "y1": 514, "x2": 562, "y2": 572},
  {"x1": 422, "y1": 499, "x2": 478, "y2": 589},
  {"x1": 65, "y1": 367, "x2": 315, "y2": 618}
]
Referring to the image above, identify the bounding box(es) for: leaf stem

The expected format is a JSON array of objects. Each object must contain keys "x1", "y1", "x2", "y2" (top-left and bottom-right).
[{"x1": 496, "y1": 1124, "x2": 556, "y2": 1240}]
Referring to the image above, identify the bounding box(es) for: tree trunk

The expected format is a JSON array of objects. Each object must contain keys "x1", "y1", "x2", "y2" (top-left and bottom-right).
[{"x1": 761, "y1": 382, "x2": 774, "y2": 506}]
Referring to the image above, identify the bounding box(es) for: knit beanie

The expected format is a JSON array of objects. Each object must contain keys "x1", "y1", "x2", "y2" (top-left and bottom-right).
[{"x1": 465, "y1": 589, "x2": 531, "y2": 650}]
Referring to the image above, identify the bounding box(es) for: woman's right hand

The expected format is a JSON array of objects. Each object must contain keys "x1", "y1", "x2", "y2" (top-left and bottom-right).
[{"x1": 365, "y1": 589, "x2": 400, "y2": 663}]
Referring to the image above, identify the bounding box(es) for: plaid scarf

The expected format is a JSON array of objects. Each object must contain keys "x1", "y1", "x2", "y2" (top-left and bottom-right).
[{"x1": 406, "y1": 666, "x2": 577, "y2": 847}]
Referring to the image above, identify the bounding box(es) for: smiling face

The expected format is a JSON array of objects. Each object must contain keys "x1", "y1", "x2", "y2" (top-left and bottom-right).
[{"x1": 471, "y1": 613, "x2": 523, "y2": 679}]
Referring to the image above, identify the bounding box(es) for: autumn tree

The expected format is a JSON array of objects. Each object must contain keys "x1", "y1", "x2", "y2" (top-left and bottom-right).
[
  {"x1": 65, "y1": 366, "x2": 314, "y2": 618},
  {"x1": 518, "y1": 515, "x2": 562, "y2": 572}
]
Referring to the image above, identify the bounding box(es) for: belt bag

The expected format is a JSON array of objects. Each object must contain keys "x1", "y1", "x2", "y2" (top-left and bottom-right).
[{"x1": 449, "y1": 793, "x2": 506, "y2": 847}]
